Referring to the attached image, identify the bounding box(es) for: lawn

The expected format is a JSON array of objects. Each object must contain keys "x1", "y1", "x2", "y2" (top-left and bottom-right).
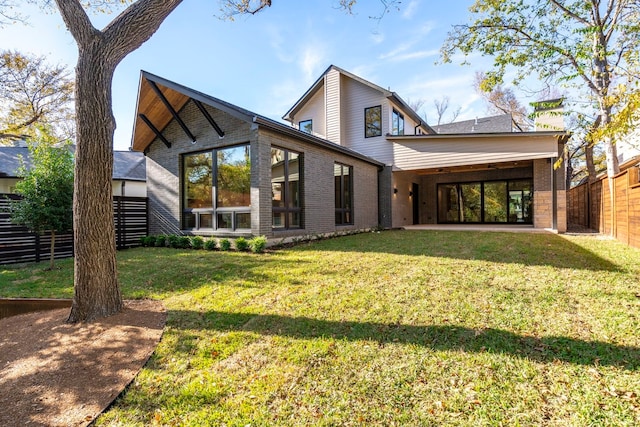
[{"x1": 2, "y1": 230, "x2": 639, "y2": 426}]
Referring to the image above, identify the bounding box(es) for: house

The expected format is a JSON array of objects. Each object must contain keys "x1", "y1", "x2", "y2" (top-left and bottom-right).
[
  {"x1": 284, "y1": 65, "x2": 570, "y2": 231},
  {"x1": 131, "y1": 65, "x2": 569, "y2": 238},
  {"x1": 0, "y1": 146, "x2": 146, "y2": 196}
]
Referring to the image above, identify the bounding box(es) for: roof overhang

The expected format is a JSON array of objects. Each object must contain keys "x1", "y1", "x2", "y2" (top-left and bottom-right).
[{"x1": 386, "y1": 131, "x2": 570, "y2": 171}]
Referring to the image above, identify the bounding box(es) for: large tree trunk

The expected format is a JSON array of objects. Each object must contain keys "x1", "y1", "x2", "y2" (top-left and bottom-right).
[{"x1": 67, "y1": 45, "x2": 122, "y2": 322}]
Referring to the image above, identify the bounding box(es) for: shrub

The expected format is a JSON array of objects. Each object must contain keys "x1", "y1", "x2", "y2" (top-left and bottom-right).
[
  {"x1": 178, "y1": 236, "x2": 191, "y2": 249},
  {"x1": 167, "y1": 234, "x2": 181, "y2": 248},
  {"x1": 219, "y1": 238, "x2": 231, "y2": 251},
  {"x1": 235, "y1": 237, "x2": 249, "y2": 251},
  {"x1": 204, "y1": 239, "x2": 217, "y2": 251},
  {"x1": 249, "y1": 236, "x2": 267, "y2": 253},
  {"x1": 190, "y1": 236, "x2": 204, "y2": 250},
  {"x1": 143, "y1": 235, "x2": 156, "y2": 247},
  {"x1": 155, "y1": 235, "x2": 167, "y2": 247}
]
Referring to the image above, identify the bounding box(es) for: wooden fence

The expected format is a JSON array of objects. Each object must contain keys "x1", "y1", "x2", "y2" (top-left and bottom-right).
[
  {"x1": 567, "y1": 167, "x2": 640, "y2": 249},
  {"x1": 0, "y1": 195, "x2": 147, "y2": 265}
]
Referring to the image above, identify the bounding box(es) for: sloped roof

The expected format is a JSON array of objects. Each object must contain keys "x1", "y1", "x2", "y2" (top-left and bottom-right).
[
  {"x1": 282, "y1": 65, "x2": 435, "y2": 134},
  {"x1": 0, "y1": 146, "x2": 146, "y2": 181},
  {"x1": 131, "y1": 71, "x2": 384, "y2": 168},
  {"x1": 434, "y1": 114, "x2": 515, "y2": 134}
]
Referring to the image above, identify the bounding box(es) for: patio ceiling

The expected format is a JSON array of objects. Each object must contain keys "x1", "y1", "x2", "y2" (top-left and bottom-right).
[{"x1": 413, "y1": 160, "x2": 533, "y2": 175}]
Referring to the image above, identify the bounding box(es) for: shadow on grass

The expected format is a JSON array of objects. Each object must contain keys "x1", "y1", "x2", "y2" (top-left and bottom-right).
[
  {"x1": 170, "y1": 309, "x2": 640, "y2": 370},
  {"x1": 299, "y1": 230, "x2": 624, "y2": 272}
]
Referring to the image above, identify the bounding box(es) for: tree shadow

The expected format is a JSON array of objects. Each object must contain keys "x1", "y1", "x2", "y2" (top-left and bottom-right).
[
  {"x1": 170, "y1": 309, "x2": 639, "y2": 370},
  {"x1": 300, "y1": 230, "x2": 624, "y2": 272}
]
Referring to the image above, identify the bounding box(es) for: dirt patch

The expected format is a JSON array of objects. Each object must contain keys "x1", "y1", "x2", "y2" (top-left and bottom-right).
[{"x1": 0, "y1": 299, "x2": 166, "y2": 427}]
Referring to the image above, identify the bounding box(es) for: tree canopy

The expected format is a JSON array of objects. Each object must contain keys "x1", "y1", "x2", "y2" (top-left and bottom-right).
[
  {"x1": 442, "y1": 0, "x2": 640, "y2": 178},
  {"x1": 0, "y1": 50, "x2": 74, "y2": 144}
]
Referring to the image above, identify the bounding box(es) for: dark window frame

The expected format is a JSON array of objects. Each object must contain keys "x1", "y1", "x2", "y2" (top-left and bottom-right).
[
  {"x1": 299, "y1": 119, "x2": 313, "y2": 134},
  {"x1": 182, "y1": 143, "x2": 252, "y2": 232},
  {"x1": 392, "y1": 109, "x2": 405, "y2": 135},
  {"x1": 364, "y1": 105, "x2": 382, "y2": 138},
  {"x1": 271, "y1": 147, "x2": 304, "y2": 230},
  {"x1": 334, "y1": 162, "x2": 354, "y2": 225}
]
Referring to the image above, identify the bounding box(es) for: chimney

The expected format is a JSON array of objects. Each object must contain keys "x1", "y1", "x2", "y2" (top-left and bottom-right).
[{"x1": 533, "y1": 98, "x2": 564, "y2": 131}]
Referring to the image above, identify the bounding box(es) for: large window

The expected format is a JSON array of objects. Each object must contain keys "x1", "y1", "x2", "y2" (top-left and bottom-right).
[
  {"x1": 392, "y1": 109, "x2": 404, "y2": 135},
  {"x1": 365, "y1": 105, "x2": 382, "y2": 138},
  {"x1": 437, "y1": 179, "x2": 533, "y2": 224},
  {"x1": 299, "y1": 119, "x2": 313, "y2": 134},
  {"x1": 271, "y1": 147, "x2": 302, "y2": 229},
  {"x1": 334, "y1": 163, "x2": 353, "y2": 225},
  {"x1": 182, "y1": 144, "x2": 251, "y2": 231}
]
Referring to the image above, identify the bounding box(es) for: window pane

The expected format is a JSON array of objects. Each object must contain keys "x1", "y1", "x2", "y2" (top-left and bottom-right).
[
  {"x1": 460, "y1": 183, "x2": 481, "y2": 222},
  {"x1": 289, "y1": 212, "x2": 301, "y2": 228},
  {"x1": 365, "y1": 106, "x2": 382, "y2": 137},
  {"x1": 217, "y1": 212, "x2": 232, "y2": 229},
  {"x1": 484, "y1": 182, "x2": 507, "y2": 222},
  {"x1": 299, "y1": 119, "x2": 312, "y2": 134},
  {"x1": 217, "y1": 145, "x2": 251, "y2": 208},
  {"x1": 184, "y1": 212, "x2": 196, "y2": 229},
  {"x1": 273, "y1": 211, "x2": 285, "y2": 228},
  {"x1": 438, "y1": 184, "x2": 459, "y2": 223},
  {"x1": 200, "y1": 214, "x2": 213, "y2": 229},
  {"x1": 184, "y1": 152, "x2": 212, "y2": 208},
  {"x1": 272, "y1": 182, "x2": 284, "y2": 207},
  {"x1": 392, "y1": 110, "x2": 404, "y2": 136},
  {"x1": 236, "y1": 212, "x2": 251, "y2": 229},
  {"x1": 288, "y1": 152, "x2": 300, "y2": 208}
]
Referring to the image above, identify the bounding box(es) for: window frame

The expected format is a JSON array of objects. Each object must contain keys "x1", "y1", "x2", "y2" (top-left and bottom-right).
[
  {"x1": 364, "y1": 105, "x2": 382, "y2": 138},
  {"x1": 334, "y1": 162, "x2": 354, "y2": 225},
  {"x1": 271, "y1": 147, "x2": 304, "y2": 230},
  {"x1": 299, "y1": 119, "x2": 313, "y2": 134},
  {"x1": 181, "y1": 143, "x2": 252, "y2": 232},
  {"x1": 392, "y1": 108, "x2": 405, "y2": 136}
]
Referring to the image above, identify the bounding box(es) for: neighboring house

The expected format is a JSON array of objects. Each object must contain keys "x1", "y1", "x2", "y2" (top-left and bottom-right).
[
  {"x1": 0, "y1": 146, "x2": 146, "y2": 196},
  {"x1": 131, "y1": 65, "x2": 569, "y2": 238}
]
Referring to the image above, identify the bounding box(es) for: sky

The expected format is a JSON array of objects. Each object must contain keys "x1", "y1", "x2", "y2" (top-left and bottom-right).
[{"x1": 0, "y1": 0, "x2": 509, "y2": 151}]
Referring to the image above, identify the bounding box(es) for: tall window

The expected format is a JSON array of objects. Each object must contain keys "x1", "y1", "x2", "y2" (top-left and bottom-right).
[
  {"x1": 182, "y1": 144, "x2": 251, "y2": 231},
  {"x1": 299, "y1": 119, "x2": 313, "y2": 134},
  {"x1": 334, "y1": 163, "x2": 353, "y2": 225},
  {"x1": 365, "y1": 105, "x2": 382, "y2": 138},
  {"x1": 392, "y1": 109, "x2": 404, "y2": 135},
  {"x1": 271, "y1": 147, "x2": 303, "y2": 229}
]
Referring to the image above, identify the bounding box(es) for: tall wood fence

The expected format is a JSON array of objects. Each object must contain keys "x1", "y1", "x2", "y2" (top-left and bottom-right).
[
  {"x1": 0, "y1": 195, "x2": 147, "y2": 265},
  {"x1": 567, "y1": 167, "x2": 640, "y2": 248}
]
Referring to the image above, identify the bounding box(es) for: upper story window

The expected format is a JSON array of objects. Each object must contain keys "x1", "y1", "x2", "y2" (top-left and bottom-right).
[
  {"x1": 365, "y1": 105, "x2": 382, "y2": 138},
  {"x1": 299, "y1": 119, "x2": 313, "y2": 134},
  {"x1": 271, "y1": 147, "x2": 303, "y2": 230},
  {"x1": 392, "y1": 109, "x2": 404, "y2": 135}
]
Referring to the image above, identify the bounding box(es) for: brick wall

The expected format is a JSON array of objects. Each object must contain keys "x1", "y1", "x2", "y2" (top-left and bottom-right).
[{"x1": 145, "y1": 99, "x2": 380, "y2": 238}]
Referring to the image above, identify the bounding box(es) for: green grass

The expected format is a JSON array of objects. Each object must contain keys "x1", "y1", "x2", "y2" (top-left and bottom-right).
[{"x1": 2, "y1": 230, "x2": 640, "y2": 426}]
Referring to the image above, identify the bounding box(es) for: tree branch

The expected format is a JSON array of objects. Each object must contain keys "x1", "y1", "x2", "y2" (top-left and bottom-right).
[
  {"x1": 54, "y1": 0, "x2": 97, "y2": 48},
  {"x1": 549, "y1": 0, "x2": 591, "y2": 26}
]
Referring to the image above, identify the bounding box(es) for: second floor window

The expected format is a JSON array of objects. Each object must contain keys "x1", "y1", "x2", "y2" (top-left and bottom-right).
[
  {"x1": 365, "y1": 105, "x2": 382, "y2": 138},
  {"x1": 392, "y1": 109, "x2": 404, "y2": 135},
  {"x1": 299, "y1": 119, "x2": 313, "y2": 134}
]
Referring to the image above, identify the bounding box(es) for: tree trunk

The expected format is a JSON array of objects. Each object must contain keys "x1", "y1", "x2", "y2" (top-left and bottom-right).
[
  {"x1": 67, "y1": 44, "x2": 122, "y2": 322},
  {"x1": 49, "y1": 231, "x2": 56, "y2": 270}
]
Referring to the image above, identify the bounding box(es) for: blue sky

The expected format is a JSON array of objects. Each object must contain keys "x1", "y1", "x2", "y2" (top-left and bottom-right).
[{"x1": 1, "y1": 1, "x2": 506, "y2": 151}]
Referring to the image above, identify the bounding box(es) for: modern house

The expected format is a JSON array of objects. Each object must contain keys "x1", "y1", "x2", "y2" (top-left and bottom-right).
[
  {"x1": 0, "y1": 146, "x2": 146, "y2": 196},
  {"x1": 131, "y1": 65, "x2": 569, "y2": 239}
]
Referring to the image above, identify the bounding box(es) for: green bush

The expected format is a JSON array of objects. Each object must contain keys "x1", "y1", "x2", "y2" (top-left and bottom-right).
[
  {"x1": 155, "y1": 235, "x2": 167, "y2": 247},
  {"x1": 167, "y1": 235, "x2": 181, "y2": 248},
  {"x1": 143, "y1": 235, "x2": 157, "y2": 247},
  {"x1": 190, "y1": 236, "x2": 204, "y2": 250},
  {"x1": 219, "y1": 238, "x2": 231, "y2": 251},
  {"x1": 235, "y1": 237, "x2": 249, "y2": 251},
  {"x1": 249, "y1": 236, "x2": 267, "y2": 253},
  {"x1": 204, "y1": 239, "x2": 217, "y2": 251},
  {"x1": 178, "y1": 236, "x2": 191, "y2": 249}
]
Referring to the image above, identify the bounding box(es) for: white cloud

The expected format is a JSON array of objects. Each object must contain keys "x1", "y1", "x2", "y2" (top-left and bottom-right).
[
  {"x1": 402, "y1": 0, "x2": 420, "y2": 20},
  {"x1": 298, "y1": 42, "x2": 327, "y2": 82}
]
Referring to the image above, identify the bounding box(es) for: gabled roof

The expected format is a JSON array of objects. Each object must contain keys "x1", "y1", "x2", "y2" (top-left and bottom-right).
[
  {"x1": 0, "y1": 146, "x2": 146, "y2": 181},
  {"x1": 282, "y1": 65, "x2": 435, "y2": 134},
  {"x1": 131, "y1": 71, "x2": 384, "y2": 168},
  {"x1": 434, "y1": 114, "x2": 515, "y2": 134}
]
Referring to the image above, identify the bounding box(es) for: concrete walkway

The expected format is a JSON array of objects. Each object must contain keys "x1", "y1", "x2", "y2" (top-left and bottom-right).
[{"x1": 401, "y1": 224, "x2": 556, "y2": 233}]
